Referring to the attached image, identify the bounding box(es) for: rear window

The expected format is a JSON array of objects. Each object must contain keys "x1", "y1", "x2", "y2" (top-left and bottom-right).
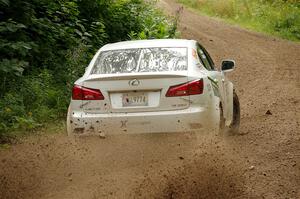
[{"x1": 91, "y1": 47, "x2": 187, "y2": 74}]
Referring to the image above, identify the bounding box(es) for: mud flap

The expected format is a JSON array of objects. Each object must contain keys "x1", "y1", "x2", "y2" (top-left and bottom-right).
[
  {"x1": 66, "y1": 106, "x2": 72, "y2": 136},
  {"x1": 217, "y1": 75, "x2": 233, "y2": 126}
]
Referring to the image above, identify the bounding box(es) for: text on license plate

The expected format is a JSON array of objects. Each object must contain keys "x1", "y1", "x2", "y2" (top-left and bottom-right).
[{"x1": 122, "y1": 92, "x2": 148, "y2": 107}]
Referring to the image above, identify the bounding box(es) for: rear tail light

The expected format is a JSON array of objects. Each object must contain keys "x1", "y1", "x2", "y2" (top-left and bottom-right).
[
  {"x1": 72, "y1": 85, "x2": 104, "y2": 100},
  {"x1": 166, "y1": 79, "x2": 204, "y2": 97}
]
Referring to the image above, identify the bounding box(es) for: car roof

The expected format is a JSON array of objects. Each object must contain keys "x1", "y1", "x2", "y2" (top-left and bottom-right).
[{"x1": 100, "y1": 39, "x2": 196, "y2": 51}]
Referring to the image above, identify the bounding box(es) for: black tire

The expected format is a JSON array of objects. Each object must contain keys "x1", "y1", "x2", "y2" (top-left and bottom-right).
[
  {"x1": 228, "y1": 91, "x2": 240, "y2": 134},
  {"x1": 219, "y1": 103, "x2": 225, "y2": 130},
  {"x1": 220, "y1": 91, "x2": 240, "y2": 135}
]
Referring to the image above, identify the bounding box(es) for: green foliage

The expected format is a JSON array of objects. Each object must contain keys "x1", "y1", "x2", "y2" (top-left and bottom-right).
[
  {"x1": 178, "y1": 0, "x2": 300, "y2": 41},
  {"x1": 0, "y1": 0, "x2": 178, "y2": 142},
  {"x1": 128, "y1": 1, "x2": 180, "y2": 40}
]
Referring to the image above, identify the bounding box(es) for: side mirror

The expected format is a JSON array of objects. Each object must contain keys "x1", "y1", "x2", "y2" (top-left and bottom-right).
[{"x1": 221, "y1": 60, "x2": 235, "y2": 72}]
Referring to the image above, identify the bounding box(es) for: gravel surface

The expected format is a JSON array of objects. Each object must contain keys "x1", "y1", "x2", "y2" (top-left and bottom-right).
[{"x1": 0, "y1": 1, "x2": 299, "y2": 198}]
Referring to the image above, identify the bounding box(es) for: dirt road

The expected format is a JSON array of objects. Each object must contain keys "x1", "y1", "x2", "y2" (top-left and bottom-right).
[{"x1": 1, "y1": 0, "x2": 299, "y2": 198}]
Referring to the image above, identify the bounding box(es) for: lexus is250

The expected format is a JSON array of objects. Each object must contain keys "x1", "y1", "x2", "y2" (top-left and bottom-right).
[{"x1": 67, "y1": 39, "x2": 240, "y2": 137}]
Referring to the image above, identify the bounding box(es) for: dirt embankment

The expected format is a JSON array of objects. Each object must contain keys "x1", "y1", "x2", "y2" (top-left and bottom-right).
[{"x1": 1, "y1": 0, "x2": 299, "y2": 198}]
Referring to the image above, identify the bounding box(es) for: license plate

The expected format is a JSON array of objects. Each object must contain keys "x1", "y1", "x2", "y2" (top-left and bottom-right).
[{"x1": 122, "y1": 92, "x2": 148, "y2": 107}]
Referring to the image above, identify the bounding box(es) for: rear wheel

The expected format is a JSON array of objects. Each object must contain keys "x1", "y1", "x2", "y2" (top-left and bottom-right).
[{"x1": 220, "y1": 91, "x2": 240, "y2": 134}]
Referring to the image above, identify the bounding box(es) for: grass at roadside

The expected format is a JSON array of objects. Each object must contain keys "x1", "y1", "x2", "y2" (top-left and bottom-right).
[
  {"x1": 177, "y1": 0, "x2": 300, "y2": 41},
  {"x1": 0, "y1": 121, "x2": 66, "y2": 147}
]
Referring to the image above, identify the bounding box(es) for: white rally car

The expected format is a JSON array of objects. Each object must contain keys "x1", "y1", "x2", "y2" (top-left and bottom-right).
[{"x1": 67, "y1": 39, "x2": 240, "y2": 136}]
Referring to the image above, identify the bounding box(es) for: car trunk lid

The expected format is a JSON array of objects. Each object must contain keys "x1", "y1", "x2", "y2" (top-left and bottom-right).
[{"x1": 82, "y1": 72, "x2": 190, "y2": 113}]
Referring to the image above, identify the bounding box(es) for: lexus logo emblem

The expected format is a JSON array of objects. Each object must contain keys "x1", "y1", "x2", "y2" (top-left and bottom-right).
[{"x1": 129, "y1": 79, "x2": 140, "y2": 86}]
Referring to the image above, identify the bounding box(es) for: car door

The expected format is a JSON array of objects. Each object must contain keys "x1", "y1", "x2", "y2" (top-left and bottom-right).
[
  {"x1": 196, "y1": 43, "x2": 233, "y2": 125},
  {"x1": 217, "y1": 71, "x2": 234, "y2": 126},
  {"x1": 196, "y1": 43, "x2": 220, "y2": 97}
]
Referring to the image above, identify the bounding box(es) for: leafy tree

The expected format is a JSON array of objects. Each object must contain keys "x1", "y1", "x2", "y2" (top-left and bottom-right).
[{"x1": 0, "y1": 0, "x2": 178, "y2": 142}]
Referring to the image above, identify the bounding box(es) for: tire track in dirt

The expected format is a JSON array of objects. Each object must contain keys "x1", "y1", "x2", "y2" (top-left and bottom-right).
[{"x1": 0, "y1": 133, "x2": 249, "y2": 199}]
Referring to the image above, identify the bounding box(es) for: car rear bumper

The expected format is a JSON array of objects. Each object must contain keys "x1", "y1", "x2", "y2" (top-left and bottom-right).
[{"x1": 67, "y1": 106, "x2": 219, "y2": 135}]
